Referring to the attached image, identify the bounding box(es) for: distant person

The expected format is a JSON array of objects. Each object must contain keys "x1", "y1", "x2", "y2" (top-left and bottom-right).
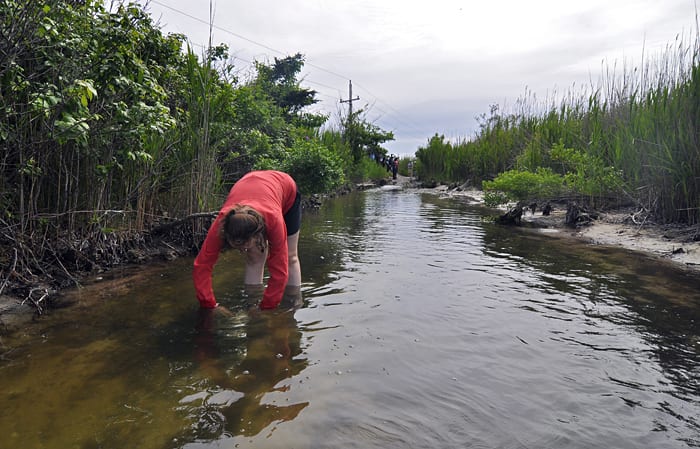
[
  {"x1": 193, "y1": 170, "x2": 302, "y2": 311},
  {"x1": 392, "y1": 156, "x2": 399, "y2": 180}
]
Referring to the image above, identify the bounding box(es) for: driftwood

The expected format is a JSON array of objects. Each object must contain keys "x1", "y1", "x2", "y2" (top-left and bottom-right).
[
  {"x1": 22, "y1": 287, "x2": 51, "y2": 315},
  {"x1": 149, "y1": 212, "x2": 218, "y2": 235},
  {"x1": 0, "y1": 211, "x2": 221, "y2": 314},
  {"x1": 496, "y1": 203, "x2": 524, "y2": 225},
  {"x1": 565, "y1": 202, "x2": 598, "y2": 227},
  {"x1": 0, "y1": 248, "x2": 17, "y2": 296},
  {"x1": 497, "y1": 200, "x2": 555, "y2": 225}
]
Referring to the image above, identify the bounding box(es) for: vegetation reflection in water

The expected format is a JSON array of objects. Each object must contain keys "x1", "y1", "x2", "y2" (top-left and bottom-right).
[
  {"x1": 185, "y1": 300, "x2": 308, "y2": 439},
  {"x1": 0, "y1": 255, "x2": 313, "y2": 448},
  {"x1": 0, "y1": 189, "x2": 699, "y2": 448}
]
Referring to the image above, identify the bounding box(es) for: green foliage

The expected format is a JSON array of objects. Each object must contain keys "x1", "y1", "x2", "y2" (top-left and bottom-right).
[
  {"x1": 342, "y1": 109, "x2": 394, "y2": 163},
  {"x1": 319, "y1": 128, "x2": 352, "y2": 166},
  {"x1": 415, "y1": 134, "x2": 452, "y2": 182},
  {"x1": 346, "y1": 156, "x2": 389, "y2": 183},
  {"x1": 318, "y1": 124, "x2": 395, "y2": 184},
  {"x1": 550, "y1": 141, "x2": 625, "y2": 202},
  {"x1": 0, "y1": 0, "x2": 421, "y2": 247},
  {"x1": 365, "y1": 158, "x2": 391, "y2": 180},
  {"x1": 482, "y1": 168, "x2": 564, "y2": 207},
  {"x1": 415, "y1": 126, "x2": 515, "y2": 185},
  {"x1": 397, "y1": 157, "x2": 414, "y2": 176},
  {"x1": 0, "y1": 0, "x2": 189, "y2": 230},
  {"x1": 420, "y1": 32, "x2": 700, "y2": 224},
  {"x1": 252, "y1": 53, "x2": 324, "y2": 126},
  {"x1": 481, "y1": 141, "x2": 625, "y2": 208},
  {"x1": 254, "y1": 137, "x2": 345, "y2": 195}
]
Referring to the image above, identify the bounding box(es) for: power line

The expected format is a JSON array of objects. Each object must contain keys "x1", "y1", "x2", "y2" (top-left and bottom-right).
[
  {"x1": 304, "y1": 79, "x2": 342, "y2": 94},
  {"x1": 146, "y1": 4, "x2": 343, "y2": 97},
  {"x1": 149, "y1": 0, "x2": 348, "y2": 80},
  {"x1": 144, "y1": 0, "x2": 421, "y2": 145},
  {"x1": 150, "y1": 0, "x2": 286, "y2": 57},
  {"x1": 352, "y1": 81, "x2": 423, "y2": 130},
  {"x1": 145, "y1": 1, "x2": 352, "y2": 97}
]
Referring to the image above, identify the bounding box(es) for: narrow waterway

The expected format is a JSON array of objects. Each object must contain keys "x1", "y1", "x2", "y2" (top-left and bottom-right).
[{"x1": 1, "y1": 188, "x2": 699, "y2": 449}]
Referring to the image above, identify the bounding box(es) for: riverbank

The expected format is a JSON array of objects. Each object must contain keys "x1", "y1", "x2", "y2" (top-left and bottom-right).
[
  {"x1": 3, "y1": 177, "x2": 699, "y2": 334},
  {"x1": 416, "y1": 181, "x2": 700, "y2": 273},
  {"x1": 0, "y1": 182, "x2": 366, "y2": 333}
]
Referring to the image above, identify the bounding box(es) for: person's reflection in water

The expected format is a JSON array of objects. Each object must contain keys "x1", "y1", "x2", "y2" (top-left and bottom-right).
[{"x1": 194, "y1": 285, "x2": 308, "y2": 437}]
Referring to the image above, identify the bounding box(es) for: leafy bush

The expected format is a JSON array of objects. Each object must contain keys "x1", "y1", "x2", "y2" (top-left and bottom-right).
[
  {"x1": 255, "y1": 138, "x2": 345, "y2": 195},
  {"x1": 550, "y1": 141, "x2": 625, "y2": 203},
  {"x1": 354, "y1": 157, "x2": 388, "y2": 182},
  {"x1": 482, "y1": 168, "x2": 564, "y2": 207}
]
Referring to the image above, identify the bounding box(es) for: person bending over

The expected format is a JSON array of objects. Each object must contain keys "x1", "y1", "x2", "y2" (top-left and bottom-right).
[{"x1": 193, "y1": 170, "x2": 302, "y2": 310}]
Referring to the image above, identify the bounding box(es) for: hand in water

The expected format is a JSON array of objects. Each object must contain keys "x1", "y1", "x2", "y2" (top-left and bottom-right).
[
  {"x1": 243, "y1": 283, "x2": 264, "y2": 316},
  {"x1": 247, "y1": 305, "x2": 262, "y2": 319},
  {"x1": 280, "y1": 285, "x2": 303, "y2": 310},
  {"x1": 214, "y1": 304, "x2": 235, "y2": 317}
]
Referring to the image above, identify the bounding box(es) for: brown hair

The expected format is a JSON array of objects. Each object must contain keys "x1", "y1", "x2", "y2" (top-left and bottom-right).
[{"x1": 220, "y1": 205, "x2": 267, "y2": 252}]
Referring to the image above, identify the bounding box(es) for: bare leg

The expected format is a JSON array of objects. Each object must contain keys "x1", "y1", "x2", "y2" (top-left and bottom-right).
[
  {"x1": 243, "y1": 244, "x2": 267, "y2": 285},
  {"x1": 286, "y1": 231, "x2": 301, "y2": 286}
]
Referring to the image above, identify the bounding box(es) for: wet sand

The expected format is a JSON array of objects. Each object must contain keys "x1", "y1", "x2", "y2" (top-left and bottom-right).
[{"x1": 420, "y1": 181, "x2": 700, "y2": 273}]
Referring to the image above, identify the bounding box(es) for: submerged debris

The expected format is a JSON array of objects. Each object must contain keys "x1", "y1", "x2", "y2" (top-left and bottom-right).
[
  {"x1": 565, "y1": 202, "x2": 598, "y2": 227},
  {"x1": 496, "y1": 203, "x2": 524, "y2": 225}
]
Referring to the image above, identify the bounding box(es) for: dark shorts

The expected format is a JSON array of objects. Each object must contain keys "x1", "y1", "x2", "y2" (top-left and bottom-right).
[{"x1": 283, "y1": 188, "x2": 302, "y2": 236}]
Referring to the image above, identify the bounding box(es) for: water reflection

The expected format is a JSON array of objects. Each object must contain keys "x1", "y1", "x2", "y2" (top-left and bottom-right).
[
  {"x1": 298, "y1": 195, "x2": 368, "y2": 296},
  {"x1": 179, "y1": 287, "x2": 308, "y2": 441},
  {"x1": 1, "y1": 190, "x2": 699, "y2": 449},
  {"x1": 479, "y1": 214, "x2": 700, "y2": 421}
]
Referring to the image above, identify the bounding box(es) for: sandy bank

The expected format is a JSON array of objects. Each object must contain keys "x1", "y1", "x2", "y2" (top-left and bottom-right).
[
  {"x1": 420, "y1": 182, "x2": 700, "y2": 273},
  {"x1": 3, "y1": 178, "x2": 698, "y2": 334}
]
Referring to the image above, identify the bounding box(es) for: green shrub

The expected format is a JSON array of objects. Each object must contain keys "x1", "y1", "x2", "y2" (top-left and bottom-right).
[
  {"x1": 482, "y1": 168, "x2": 564, "y2": 207},
  {"x1": 255, "y1": 138, "x2": 345, "y2": 195},
  {"x1": 550, "y1": 141, "x2": 625, "y2": 203},
  {"x1": 356, "y1": 157, "x2": 389, "y2": 182}
]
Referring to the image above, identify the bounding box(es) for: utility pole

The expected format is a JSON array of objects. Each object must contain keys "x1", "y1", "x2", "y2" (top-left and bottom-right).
[{"x1": 340, "y1": 80, "x2": 360, "y2": 118}]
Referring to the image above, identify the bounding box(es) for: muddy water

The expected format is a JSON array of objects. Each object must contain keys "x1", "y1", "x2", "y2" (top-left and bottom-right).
[{"x1": 1, "y1": 188, "x2": 699, "y2": 449}]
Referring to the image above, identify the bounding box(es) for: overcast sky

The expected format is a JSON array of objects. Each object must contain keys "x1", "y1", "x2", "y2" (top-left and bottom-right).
[{"x1": 135, "y1": 0, "x2": 698, "y2": 157}]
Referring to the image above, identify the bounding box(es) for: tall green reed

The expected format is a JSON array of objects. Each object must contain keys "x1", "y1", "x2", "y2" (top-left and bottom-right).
[{"x1": 418, "y1": 27, "x2": 700, "y2": 224}]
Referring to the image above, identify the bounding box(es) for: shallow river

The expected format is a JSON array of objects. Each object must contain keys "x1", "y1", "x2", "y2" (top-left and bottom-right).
[{"x1": 1, "y1": 188, "x2": 699, "y2": 449}]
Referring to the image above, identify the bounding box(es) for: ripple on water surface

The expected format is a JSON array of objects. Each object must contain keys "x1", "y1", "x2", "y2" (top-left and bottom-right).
[{"x1": 0, "y1": 189, "x2": 698, "y2": 449}]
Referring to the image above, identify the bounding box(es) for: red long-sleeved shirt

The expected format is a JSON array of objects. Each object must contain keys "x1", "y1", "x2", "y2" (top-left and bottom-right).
[{"x1": 192, "y1": 171, "x2": 298, "y2": 309}]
